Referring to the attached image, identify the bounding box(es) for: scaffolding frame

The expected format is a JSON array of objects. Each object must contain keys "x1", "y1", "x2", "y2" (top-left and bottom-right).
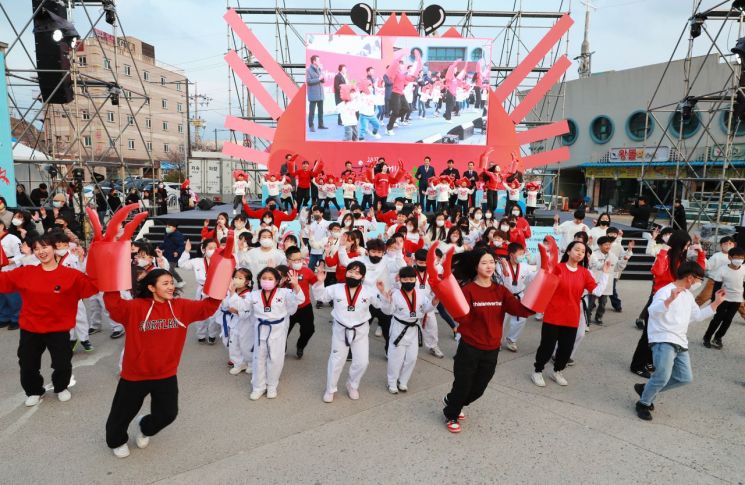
[{"x1": 640, "y1": 0, "x2": 745, "y2": 234}]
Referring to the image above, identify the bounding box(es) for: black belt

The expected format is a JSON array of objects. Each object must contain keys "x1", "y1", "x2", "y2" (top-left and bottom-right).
[
  {"x1": 335, "y1": 320, "x2": 368, "y2": 347},
  {"x1": 393, "y1": 316, "x2": 422, "y2": 347}
]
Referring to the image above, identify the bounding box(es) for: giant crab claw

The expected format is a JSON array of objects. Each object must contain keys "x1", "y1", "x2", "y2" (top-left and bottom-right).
[
  {"x1": 521, "y1": 236, "x2": 560, "y2": 313},
  {"x1": 426, "y1": 241, "x2": 469, "y2": 320},
  {"x1": 203, "y1": 229, "x2": 236, "y2": 299}
]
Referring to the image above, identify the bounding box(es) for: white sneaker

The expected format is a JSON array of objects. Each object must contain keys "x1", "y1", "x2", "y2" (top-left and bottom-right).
[
  {"x1": 506, "y1": 341, "x2": 518, "y2": 352},
  {"x1": 531, "y1": 372, "x2": 546, "y2": 387},
  {"x1": 229, "y1": 363, "x2": 247, "y2": 375},
  {"x1": 374, "y1": 326, "x2": 383, "y2": 337},
  {"x1": 57, "y1": 389, "x2": 71, "y2": 402},
  {"x1": 386, "y1": 130, "x2": 395, "y2": 136},
  {"x1": 394, "y1": 122, "x2": 399, "y2": 127},
  {"x1": 397, "y1": 383, "x2": 408, "y2": 392},
  {"x1": 245, "y1": 365, "x2": 253, "y2": 374},
  {"x1": 429, "y1": 346, "x2": 445, "y2": 358},
  {"x1": 24, "y1": 395, "x2": 42, "y2": 407},
  {"x1": 323, "y1": 392, "x2": 334, "y2": 403},
  {"x1": 373, "y1": 133, "x2": 381, "y2": 139},
  {"x1": 135, "y1": 416, "x2": 150, "y2": 449},
  {"x1": 388, "y1": 386, "x2": 399, "y2": 395},
  {"x1": 266, "y1": 388, "x2": 278, "y2": 399},
  {"x1": 550, "y1": 370, "x2": 568, "y2": 386},
  {"x1": 249, "y1": 389, "x2": 265, "y2": 401},
  {"x1": 112, "y1": 444, "x2": 130, "y2": 458},
  {"x1": 232, "y1": 209, "x2": 237, "y2": 215},
  {"x1": 534, "y1": 313, "x2": 544, "y2": 321},
  {"x1": 346, "y1": 383, "x2": 359, "y2": 400}
]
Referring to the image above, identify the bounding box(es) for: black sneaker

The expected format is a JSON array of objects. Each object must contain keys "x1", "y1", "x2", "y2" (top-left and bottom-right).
[
  {"x1": 319, "y1": 125, "x2": 328, "y2": 130},
  {"x1": 208, "y1": 337, "x2": 216, "y2": 345},
  {"x1": 88, "y1": 327, "x2": 102, "y2": 335},
  {"x1": 711, "y1": 338, "x2": 723, "y2": 349},
  {"x1": 296, "y1": 347, "x2": 304, "y2": 359},
  {"x1": 7, "y1": 322, "x2": 19, "y2": 330},
  {"x1": 635, "y1": 318, "x2": 644, "y2": 329},
  {"x1": 198, "y1": 338, "x2": 207, "y2": 344},
  {"x1": 635, "y1": 401, "x2": 653, "y2": 421},
  {"x1": 80, "y1": 340, "x2": 94, "y2": 352},
  {"x1": 595, "y1": 319, "x2": 604, "y2": 325},
  {"x1": 703, "y1": 339, "x2": 712, "y2": 348},
  {"x1": 110, "y1": 329, "x2": 125, "y2": 339},
  {"x1": 630, "y1": 367, "x2": 651, "y2": 379},
  {"x1": 567, "y1": 358, "x2": 575, "y2": 367},
  {"x1": 634, "y1": 383, "x2": 654, "y2": 410},
  {"x1": 0, "y1": 321, "x2": 9, "y2": 328},
  {"x1": 613, "y1": 307, "x2": 623, "y2": 313},
  {"x1": 316, "y1": 302, "x2": 323, "y2": 309}
]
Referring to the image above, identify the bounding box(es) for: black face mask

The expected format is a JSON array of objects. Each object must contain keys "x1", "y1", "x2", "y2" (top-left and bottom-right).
[
  {"x1": 313, "y1": 215, "x2": 322, "y2": 220},
  {"x1": 268, "y1": 205, "x2": 276, "y2": 211},
  {"x1": 401, "y1": 282, "x2": 416, "y2": 292},
  {"x1": 416, "y1": 264, "x2": 427, "y2": 272},
  {"x1": 55, "y1": 223, "x2": 65, "y2": 229},
  {"x1": 607, "y1": 236, "x2": 617, "y2": 242},
  {"x1": 369, "y1": 255, "x2": 382, "y2": 264},
  {"x1": 345, "y1": 277, "x2": 362, "y2": 288},
  {"x1": 353, "y1": 213, "x2": 362, "y2": 219},
  {"x1": 599, "y1": 221, "x2": 609, "y2": 226}
]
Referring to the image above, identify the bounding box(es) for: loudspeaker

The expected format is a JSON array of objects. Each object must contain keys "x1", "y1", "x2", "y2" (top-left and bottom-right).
[
  {"x1": 32, "y1": 0, "x2": 75, "y2": 104},
  {"x1": 197, "y1": 198, "x2": 216, "y2": 211}
]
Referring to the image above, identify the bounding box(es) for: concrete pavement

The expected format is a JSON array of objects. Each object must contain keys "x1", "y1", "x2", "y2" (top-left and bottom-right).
[{"x1": 0, "y1": 274, "x2": 743, "y2": 484}]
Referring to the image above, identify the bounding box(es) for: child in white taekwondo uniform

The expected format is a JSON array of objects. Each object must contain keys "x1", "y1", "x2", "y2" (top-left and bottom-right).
[
  {"x1": 247, "y1": 267, "x2": 304, "y2": 400},
  {"x1": 219, "y1": 268, "x2": 255, "y2": 375},
  {"x1": 312, "y1": 261, "x2": 384, "y2": 403},
  {"x1": 499, "y1": 242, "x2": 537, "y2": 352},
  {"x1": 412, "y1": 249, "x2": 446, "y2": 357},
  {"x1": 379, "y1": 266, "x2": 438, "y2": 394},
  {"x1": 178, "y1": 238, "x2": 221, "y2": 344}
]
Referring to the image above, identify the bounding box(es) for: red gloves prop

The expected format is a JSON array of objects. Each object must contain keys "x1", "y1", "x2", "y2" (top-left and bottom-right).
[
  {"x1": 85, "y1": 204, "x2": 148, "y2": 292},
  {"x1": 202, "y1": 229, "x2": 236, "y2": 299},
  {"x1": 426, "y1": 241, "x2": 469, "y2": 319},
  {"x1": 521, "y1": 235, "x2": 560, "y2": 313}
]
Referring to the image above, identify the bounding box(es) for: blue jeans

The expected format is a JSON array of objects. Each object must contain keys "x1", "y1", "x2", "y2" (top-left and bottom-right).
[
  {"x1": 437, "y1": 303, "x2": 458, "y2": 330},
  {"x1": 640, "y1": 342, "x2": 693, "y2": 406},
  {"x1": 359, "y1": 114, "x2": 380, "y2": 138},
  {"x1": 0, "y1": 292, "x2": 22, "y2": 323},
  {"x1": 308, "y1": 253, "x2": 323, "y2": 272}
]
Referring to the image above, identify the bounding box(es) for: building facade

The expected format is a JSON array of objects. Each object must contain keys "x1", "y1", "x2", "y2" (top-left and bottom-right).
[{"x1": 42, "y1": 28, "x2": 188, "y2": 180}]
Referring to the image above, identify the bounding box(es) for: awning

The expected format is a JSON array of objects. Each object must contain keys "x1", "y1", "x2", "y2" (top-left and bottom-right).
[{"x1": 580, "y1": 161, "x2": 745, "y2": 168}]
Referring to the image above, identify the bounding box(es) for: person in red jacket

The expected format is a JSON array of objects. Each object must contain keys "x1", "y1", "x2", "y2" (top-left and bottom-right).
[
  {"x1": 385, "y1": 49, "x2": 422, "y2": 134},
  {"x1": 243, "y1": 197, "x2": 298, "y2": 229},
  {"x1": 200, "y1": 212, "x2": 230, "y2": 242},
  {"x1": 371, "y1": 160, "x2": 406, "y2": 209},
  {"x1": 287, "y1": 156, "x2": 323, "y2": 208},
  {"x1": 442, "y1": 247, "x2": 534, "y2": 433},
  {"x1": 0, "y1": 233, "x2": 98, "y2": 407},
  {"x1": 285, "y1": 246, "x2": 319, "y2": 358},
  {"x1": 103, "y1": 268, "x2": 221, "y2": 459},
  {"x1": 630, "y1": 230, "x2": 704, "y2": 378}
]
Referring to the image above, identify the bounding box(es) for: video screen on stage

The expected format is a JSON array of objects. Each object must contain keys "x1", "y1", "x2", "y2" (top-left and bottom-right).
[{"x1": 305, "y1": 34, "x2": 492, "y2": 145}]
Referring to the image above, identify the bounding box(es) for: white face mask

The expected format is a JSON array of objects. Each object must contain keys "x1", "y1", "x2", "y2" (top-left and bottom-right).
[
  {"x1": 732, "y1": 259, "x2": 744, "y2": 268},
  {"x1": 263, "y1": 219, "x2": 272, "y2": 224},
  {"x1": 137, "y1": 258, "x2": 150, "y2": 268},
  {"x1": 204, "y1": 249, "x2": 215, "y2": 258},
  {"x1": 395, "y1": 205, "x2": 403, "y2": 212},
  {"x1": 11, "y1": 218, "x2": 22, "y2": 226},
  {"x1": 260, "y1": 239, "x2": 274, "y2": 248},
  {"x1": 494, "y1": 241, "x2": 503, "y2": 247},
  {"x1": 291, "y1": 261, "x2": 303, "y2": 271},
  {"x1": 331, "y1": 232, "x2": 341, "y2": 238},
  {"x1": 54, "y1": 248, "x2": 68, "y2": 257},
  {"x1": 662, "y1": 234, "x2": 671, "y2": 243},
  {"x1": 512, "y1": 210, "x2": 520, "y2": 216},
  {"x1": 436, "y1": 220, "x2": 445, "y2": 227},
  {"x1": 689, "y1": 281, "x2": 702, "y2": 292},
  {"x1": 474, "y1": 214, "x2": 482, "y2": 221},
  {"x1": 500, "y1": 225, "x2": 510, "y2": 232},
  {"x1": 165, "y1": 226, "x2": 175, "y2": 234}
]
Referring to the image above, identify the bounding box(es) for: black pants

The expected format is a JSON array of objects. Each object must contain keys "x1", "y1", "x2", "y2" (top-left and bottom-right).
[
  {"x1": 443, "y1": 341, "x2": 499, "y2": 421},
  {"x1": 308, "y1": 100, "x2": 324, "y2": 128},
  {"x1": 534, "y1": 322, "x2": 577, "y2": 372},
  {"x1": 387, "y1": 93, "x2": 407, "y2": 130},
  {"x1": 232, "y1": 195, "x2": 243, "y2": 212},
  {"x1": 369, "y1": 305, "x2": 391, "y2": 351},
  {"x1": 704, "y1": 300, "x2": 740, "y2": 342},
  {"x1": 360, "y1": 194, "x2": 373, "y2": 211},
  {"x1": 588, "y1": 295, "x2": 607, "y2": 321},
  {"x1": 609, "y1": 279, "x2": 622, "y2": 310},
  {"x1": 443, "y1": 91, "x2": 459, "y2": 120},
  {"x1": 296, "y1": 187, "x2": 311, "y2": 208},
  {"x1": 288, "y1": 304, "x2": 315, "y2": 351},
  {"x1": 487, "y1": 190, "x2": 499, "y2": 212},
  {"x1": 323, "y1": 197, "x2": 341, "y2": 212},
  {"x1": 105, "y1": 376, "x2": 179, "y2": 449},
  {"x1": 631, "y1": 293, "x2": 655, "y2": 371},
  {"x1": 18, "y1": 329, "x2": 72, "y2": 396},
  {"x1": 344, "y1": 198, "x2": 355, "y2": 210},
  {"x1": 170, "y1": 265, "x2": 184, "y2": 283},
  {"x1": 281, "y1": 196, "x2": 294, "y2": 211}
]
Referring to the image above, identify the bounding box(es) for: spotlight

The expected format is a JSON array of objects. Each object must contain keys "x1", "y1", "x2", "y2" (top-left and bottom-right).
[
  {"x1": 734, "y1": 0, "x2": 745, "y2": 11},
  {"x1": 733, "y1": 36, "x2": 745, "y2": 57},
  {"x1": 689, "y1": 14, "x2": 705, "y2": 39},
  {"x1": 102, "y1": 0, "x2": 116, "y2": 26},
  {"x1": 679, "y1": 96, "x2": 698, "y2": 122},
  {"x1": 52, "y1": 29, "x2": 63, "y2": 42},
  {"x1": 108, "y1": 84, "x2": 121, "y2": 105}
]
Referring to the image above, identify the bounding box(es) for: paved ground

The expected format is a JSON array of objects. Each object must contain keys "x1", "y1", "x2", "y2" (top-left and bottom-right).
[{"x1": 0, "y1": 274, "x2": 743, "y2": 484}]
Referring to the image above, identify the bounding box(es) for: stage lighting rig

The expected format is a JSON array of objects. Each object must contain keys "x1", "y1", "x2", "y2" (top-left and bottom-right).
[{"x1": 689, "y1": 14, "x2": 706, "y2": 39}]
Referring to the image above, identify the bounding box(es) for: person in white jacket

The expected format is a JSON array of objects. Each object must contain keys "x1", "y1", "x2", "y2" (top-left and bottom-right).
[
  {"x1": 220, "y1": 268, "x2": 254, "y2": 375},
  {"x1": 498, "y1": 242, "x2": 538, "y2": 352},
  {"x1": 588, "y1": 236, "x2": 632, "y2": 325},
  {"x1": 240, "y1": 229, "x2": 287, "y2": 286},
  {"x1": 634, "y1": 262, "x2": 725, "y2": 421},
  {"x1": 178, "y1": 238, "x2": 221, "y2": 344}
]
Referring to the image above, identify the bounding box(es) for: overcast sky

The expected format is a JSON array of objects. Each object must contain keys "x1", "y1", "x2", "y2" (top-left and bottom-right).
[{"x1": 1, "y1": 0, "x2": 739, "y2": 142}]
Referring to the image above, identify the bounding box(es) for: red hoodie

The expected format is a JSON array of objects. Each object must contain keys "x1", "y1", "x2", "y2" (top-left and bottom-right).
[
  {"x1": 288, "y1": 160, "x2": 323, "y2": 189},
  {"x1": 242, "y1": 206, "x2": 298, "y2": 228},
  {"x1": 651, "y1": 248, "x2": 706, "y2": 293},
  {"x1": 103, "y1": 292, "x2": 221, "y2": 381},
  {"x1": 0, "y1": 265, "x2": 98, "y2": 333}
]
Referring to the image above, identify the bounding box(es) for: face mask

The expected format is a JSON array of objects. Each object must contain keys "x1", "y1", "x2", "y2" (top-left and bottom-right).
[
  {"x1": 353, "y1": 213, "x2": 362, "y2": 219},
  {"x1": 494, "y1": 241, "x2": 503, "y2": 247},
  {"x1": 395, "y1": 205, "x2": 403, "y2": 212},
  {"x1": 732, "y1": 259, "x2": 744, "y2": 268},
  {"x1": 345, "y1": 277, "x2": 362, "y2": 288},
  {"x1": 512, "y1": 211, "x2": 520, "y2": 217},
  {"x1": 517, "y1": 255, "x2": 527, "y2": 263},
  {"x1": 369, "y1": 255, "x2": 382, "y2": 264},
  {"x1": 234, "y1": 222, "x2": 245, "y2": 229},
  {"x1": 401, "y1": 282, "x2": 416, "y2": 292},
  {"x1": 662, "y1": 235, "x2": 671, "y2": 243},
  {"x1": 204, "y1": 249, "x2": 215, "y2": 258},
  {"x1": 474, "y1": 214, "x2": 482, "y2": 221},
  {"x1": 485, "y1": 213, "x2": 492, "y2": 219},
  {"x1": 53, "y1": 201, "x2": 63, "y2": 208},
  {"x1": 689, "y1": 281, "x2": 702, "y2": 292},
  {"x1": 436, "y1": 220, "x2": 445, "y2": 227},
  {"x1": 11, "y1": 218, "x2": 22, "y2": 226},
  {"x1": 263, "y1": 218, "x2": 272, "y2": 224},
  {"x1": 314, "y1": 215, "x2": 322, "y2": 221},
  {"x1": 260, "y1": 280, "x2": 276, "y2": 291},
  {"x1": 331, "y1": 231, "x2": 341, "y2": 238},
  {"x1": 345, "y1": 221, "x2": 353, "y2": 227},
  {"x1": 500, "y1": 225, "x2": 510, "y2": 232},
  {"x1": 608, "y1": 236, "x2": 618, "y2": 242},
  {"x1": 291, "y1": 262, "x2": 303, "y2": 271},
  {"x1": 260, "y1": 239, "x2": 274, "y2": 248},
  {"x1": 267, "y1": 204, "x2": 276, "y2": 211},
  {"x1": 165, "y1": 227, "x2": 175, "y2": 234},
  {"x1": 233, "y1": 277, "x2": 246, "y2": 288},
  {"x1": 137, "y1": 258, "x2": 150, "y2": 268},
  {"x1": 416, "y1": 264, "x2": 427, "y2": 272},
  {"x1": 407, "y1": 226, "x2": 415, "y2": 233},
  {"x1": 54, "y1": 248, "x2": 68, "y2": 257},
  {"x1": 599, "y1": 221, "x2": 609, "y2": 226},
  {"x1": 55, "y1": 223, "x2": 65, "y2": 229}
]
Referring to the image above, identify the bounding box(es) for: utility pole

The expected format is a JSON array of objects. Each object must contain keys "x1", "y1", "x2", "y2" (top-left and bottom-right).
[
  {"x1": 189, "y1": 81, "x2": 211, "y2": 149},
  {"x1": 576, "y1": 0, "x2": 596, "y2": 79}
]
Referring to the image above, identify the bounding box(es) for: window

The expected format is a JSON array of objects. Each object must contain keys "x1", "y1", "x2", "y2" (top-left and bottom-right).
[
  {"x1": 626, "y1": 111, "x2": 654, "y2": 142},
  {"x1": 160, "y1": 76, "x2": 166, "y2": 86},
  {"x1": 146, "y1": 141, "x2": 153, "y2": 151},
  {"x1": 145, "y1": 118, "x2": 151, "y2": 129},
  {"x1": 103, "y1": 58, "x2": 111, "y2": 70},
  {"x1": 127, "y1": 139, "x2": 135, "y2": 150},
  {"x1": 720, "y1": 111, "x2": 745, "y2": 136},
  {"x1": 427, "y1": 47, "x2": 466, "y2": 62},
  {"x1": 83, "y1": 135, "x2": 92, "y2": 147},
  {"x1": 81, "y1": 110, "x2": 90, "y2": 121},
  {"x1": 179, "y1": 144, "x2": 184, "y2": 152},
  {"x1": 106, "y1": 111, "x2": 115, "y2": 123},
  {"x1": 125, "y1": 90, "x2": 132, "y2": 100},
  {"x1": 669, "y1": 110, "x2": 701, "y2": 139},
  {"x1": 143, "y1": 71, "x2": 150, "y2": 81},
  {"x1": 178, "y1": 123, "x2": 184, "y2": 134},
  {"x1": 145, "y1": 97, "x2": 150, "y2": 105},
  {"x1": 590, "y1": 115, "x2": 614, "y2": 144},
  {"x1": 163, "y1": 143, "x2": 170, "y2": 152},
  {"x1": 78, "y1": 56, "x2": 87, "y2": 67},
  {"x1": 176, "y1": 82, "x2": 182, "y2": 92},
  {"x1": 124, "y1": 64, "x2": 131, "y2": 76},
  {"x1": 161, "y1": 99, "x2": 168, "y2": 109},
  {"x1": 470, "y1": 48, "x2": 483, "y2": 61},
  {"x1": 177, "y1": 102, "x2": 183, "y2": 113},
  {"x1": 162, "y1": 121, "x2": 169, "y2": 131},
  {"x1": 561, "y1": 119, "x2": 578, "y2": 146},
  {"x1": 127, "y1": 115, "x2": 134, "y2": 125}
]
